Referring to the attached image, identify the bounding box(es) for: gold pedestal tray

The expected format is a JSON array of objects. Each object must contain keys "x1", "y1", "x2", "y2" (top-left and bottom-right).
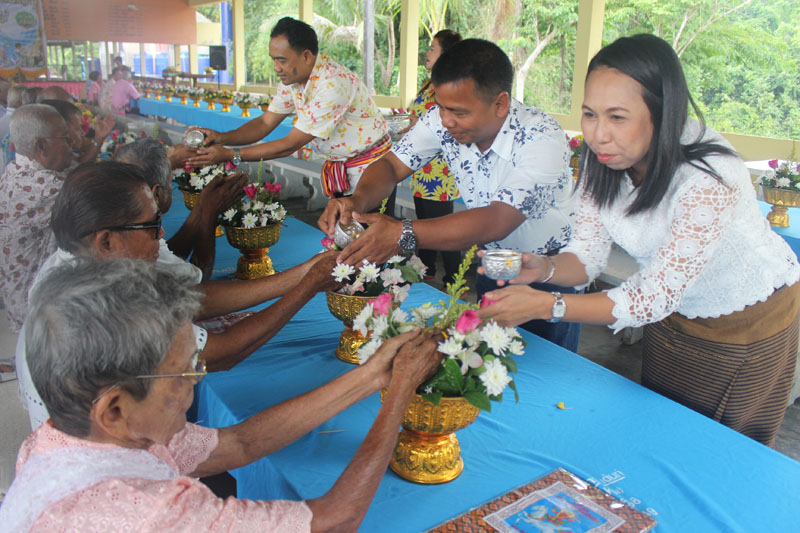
[
  {"x1": 191, "y1": 97, "x2": 201, "y2": 107},
  {"x1": 180, "y1": 189, "x2": 224, "y2": 237},
  {"x1": 224, "y1": 224, "x2": 282, "y2": 279},
  {"x1": 570, "y1": 155, "x2": 580, "y2": 180},
  {"x1": 325, "y1": 292, "x2": 383, "y2": 364},
  {"x1": 163, "y1": 93, "x2": 173, "y2": 102},
  {"x1": 239, "y1": 104, "x2": 252, "y2": 117},
  {"x1": 381, "y1": 391, "x2": 480, "y2": 484},
  {"x1": 763, "y1": 186, "x2": 800, "y2": 227},
  {"x1": 219, "y1": 98, "x2": 233, "y2": 113},
  {"x1": 205, "y1": 98, "x2": 216, "y2": 110},
  {"x1": 153, "y1": 91, "x2": 162, "y2": 100},
  {"x1": 177, "y1": 94, "x2": 188, "y2": 105}
]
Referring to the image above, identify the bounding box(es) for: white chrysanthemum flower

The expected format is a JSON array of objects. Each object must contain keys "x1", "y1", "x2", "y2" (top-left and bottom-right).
[
  {"x1": 390, "y1": 283, "x2": 410, "y2": 303},
  {"x1": 189, "y1": 174, "x2": 205, "y2": 190},
  {"x1": 380, "y1": 268, "x2": 404, "y2": 287},
  {"x1": 242, "y1": 213, "x2": 258, "y2": 228},
  {"x1": 171, "y1": 168, "x2": 184, "y2": 177},
  {"x1": 200, "y1": 165, "x2": 213, "y2": 175},
  {"x1": 352, "y1": 305, "x2": 374, "y2": 337},
  {"x1": 480, "y1": 321, "x2": 511, "y2": 354},
  {"x1": 387, "y1": 255, "x2": 405, "y2": 264},
  {"x1": 438, "y1": 337, "x2": 463, "y2": 358},
  {"x1": 223, "y1": 208, "x2": 236, "y2": 221},
  {"x1": 391, "y1": 308, "x2": 410, "y2": 324},
  {"x1": 479, "y1": 359, "x2": 512, "y2": 396},
  {"x1": 265, "y1": 202, "x2": 279, "y2": 212},
  {"x1": 413, "y1": 303, "x2": 439, "y2": 321},
  {"x1": 273, "y1": 207, "x2": 286, "y2": 220},
  {"x1": 508, "y1": 339, "x2": 525, "y2": 356},
  {"x1": 252, "y1": 201, "x2": 265, "y2": 211},
  {"x1": 357, "y1": 337, "x2": 382, "y2": 364},
  {"x1": 463, "y1": 330, "x2": 482, "y2": 348},
  {"x1": 795, "y1": 182, "x2": 800, "y2": 190},
  {"x1": 332, "y1": 263, "x2": 356, "y2": 282},
  {"x1": 371, "y1": 315, "x2": 389, "y2": 337},
  {"x1": 777, "y1": 177, "x2": 791, "y2": 188},
  {"x1": 358, "y1": 261, "x2": 381, "y2": 282}
]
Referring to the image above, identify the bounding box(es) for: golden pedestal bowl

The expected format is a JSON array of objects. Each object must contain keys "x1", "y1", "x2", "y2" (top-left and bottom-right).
[
  {"x1": 326, "y1": 292, "x2": 399, "y2": 364},
  {"x1": 219, "y1": 97, "x2": 234, "y2": 113},
  {"x1": 176, "y1": 92, "x2": 189, "y2": 105},
  {"x1": 239, "y1": 103, "x2": 252, "y2": 117},
  {"x1": 762, "y1": 186, "x2": 800, "y2": 227},
  {"x1": 204, "y1": 97, "x2": 217, "y2": 110},
  {"x1": 224, "y1": 224, "x2": 282, "y2": 279},
  {"x1": 381, "y1": 391, "x2": 480, "y2": 484},
  {"x1": 180, "y1": 189, "x2": 224, "y2": 237}
]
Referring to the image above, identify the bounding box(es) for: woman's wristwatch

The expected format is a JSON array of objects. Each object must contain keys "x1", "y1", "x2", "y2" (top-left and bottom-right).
[
  {"x1": 232, "y1": 148, "x2": 242, "y2": 166},
  {"x1": 547, "y1": 292, "x2": 566, "y2": 323}
]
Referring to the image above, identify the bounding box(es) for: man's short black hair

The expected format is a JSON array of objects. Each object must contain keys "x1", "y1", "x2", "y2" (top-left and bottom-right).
[
  {"x1": 431, "y1": 38, "x2": 513, "y2": 103},
  {"x1": 270, "y1": 17, "x2": 318, "y2": 56}
]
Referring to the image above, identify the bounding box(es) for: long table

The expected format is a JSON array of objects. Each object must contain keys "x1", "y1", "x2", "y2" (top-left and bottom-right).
[{"x1": 164, "y1": 188, "x2": 800, "y2": 532}]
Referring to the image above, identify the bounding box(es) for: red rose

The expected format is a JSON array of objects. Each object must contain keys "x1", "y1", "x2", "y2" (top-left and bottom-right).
[{"x1": 768, "y1": 159, "x2": 779, "y2": 169}]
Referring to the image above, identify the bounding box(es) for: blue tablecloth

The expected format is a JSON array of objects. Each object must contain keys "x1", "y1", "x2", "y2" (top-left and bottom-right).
[
  {"x1": 138, "y1": 97, "x2": 293, "y2": 140},
  {"x1": 164, "y1": 190, "x2": 800, "y2": 532},
  {"x1": 759, "y1": 200, "x2": 800, "y2": 257}
]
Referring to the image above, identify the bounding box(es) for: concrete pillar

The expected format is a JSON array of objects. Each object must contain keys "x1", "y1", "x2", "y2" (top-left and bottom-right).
[
  {"x1": 232, "y1": 0, "x2": 245, "y2": 89},
  {"x1": 398, "y1": 0, "x2": 419, "y2": 106},
  {"x1": 568, "y1": 0, "x2": 606, "y2": 130}
]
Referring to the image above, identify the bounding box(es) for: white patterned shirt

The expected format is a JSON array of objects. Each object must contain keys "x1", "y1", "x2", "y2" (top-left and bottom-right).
[
  {"x1": 268, "y1": 54, "x2": 388, "y2": 162},
  {"x1": 562, "y1": 121, "x2": 800, "y2": 330},
  {"x1": 392, "y1": 99, "x2": 575, "y2": 253}
]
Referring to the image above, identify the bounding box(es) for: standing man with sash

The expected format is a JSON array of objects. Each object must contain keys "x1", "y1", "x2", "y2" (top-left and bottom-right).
[{"x1": 186, "y1": 17, "x2": 391, "y2": 202}]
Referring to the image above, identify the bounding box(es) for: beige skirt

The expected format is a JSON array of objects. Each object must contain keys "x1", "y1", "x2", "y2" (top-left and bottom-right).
[{"x1": 642, "y1": 283, "x2": 800, "y2": 446}]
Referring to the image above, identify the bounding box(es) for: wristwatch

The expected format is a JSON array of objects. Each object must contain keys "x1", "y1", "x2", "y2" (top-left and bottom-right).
[
  {"x1": 547, "y1": 292, "x2": 566, "y2": 323},
  {"x1": 397, "y1": 219, "x2": 417, "y2": 253},
  {"x1": 231, "y1": 148, "x2": 242, "y2": 166}
]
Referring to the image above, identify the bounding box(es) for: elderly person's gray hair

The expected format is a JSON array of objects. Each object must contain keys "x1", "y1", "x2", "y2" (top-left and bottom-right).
[
  {"x1": 26, "y1": 259, "x2": 203, "y2": 437},
  {"x1": 115, "y1": 138, "x2": 171, "y2": 191},
  {"x1": 9, "y1": 104, "x2": 65, "y2": 157},
  {"x1": 6, "y1": 85, "x2": 26, "y2": 109}
]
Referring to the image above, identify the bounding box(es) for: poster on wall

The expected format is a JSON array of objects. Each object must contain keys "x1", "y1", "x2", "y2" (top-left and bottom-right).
[{"x1": 0, "y1": 0, "x2": 47, "y2": 79}]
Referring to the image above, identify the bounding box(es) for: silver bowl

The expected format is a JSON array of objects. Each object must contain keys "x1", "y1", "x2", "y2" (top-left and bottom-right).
[
  {"x1": 385, "y1": 114, "x2": 412, "y2": 142},
  {"x1": 334, "y1": 220, "x2": 365, "y2": 249},
  {"x1": 482, "y1": 250, "x2": 522, "y2": 280},
  {"x1": 185, "y1": 129, "x2": 205, "y2": 148}
]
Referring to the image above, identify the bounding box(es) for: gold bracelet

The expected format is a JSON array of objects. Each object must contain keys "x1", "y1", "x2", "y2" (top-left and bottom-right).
[{"x1": 541, "y1": 256, "x2": 556, "y2": 283}]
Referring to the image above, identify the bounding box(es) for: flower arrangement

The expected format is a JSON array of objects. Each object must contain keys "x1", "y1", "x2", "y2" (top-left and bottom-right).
[
  {"x1": 205, "y1": 66, "x2": 214, "y2": 74},
  {"x1": 100, "y1": 129, "x2": 147, "y2": 154},
  {"x1": 354, "y1": 246, "x2": 526, "y2": 412},
  {"x1": 77, "y1": 104, "x2": 95, "y2": 135},
  {"x1": 174, "y1": 85, "x2": 190, "y2": 96},
  {"x1": 258, "y1": 95, "x2": 272, "y2": 107},
  {"x1": 221, "y1": 162, "x2": 286, "y2": 228},
  {"x1": 234, "y1": 92, "x2": 257, "y2": 106},
  {"x1": 568, "y1": 134, "x2": 583, "y2": 159},
  {"x1": 218, "y1": 89, "x2": 234, "y2": 101},
  {"x1": 759, "y1": 160, "x2": 800, "y2": 191},
  {"x1": 328, "y1": 253, "x2": 426, "y2": 303},
  {"x1": 172, "y1": 161, "x2": 238, "y2": 193},
  {"x1": 161, "y1": 84, "x2": 175, "y2": 95},
  {"x1": 203, "y1": 87, "x2": 218, "y2": 100}
]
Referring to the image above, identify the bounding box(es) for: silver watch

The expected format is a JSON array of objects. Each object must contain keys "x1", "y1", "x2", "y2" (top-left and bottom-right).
[
  {"x1": 547, "y1": 291, "x2": 566, "y2": 323},
  {"x1": 232, "y1": 148, "x2": 242, "y2": 166},
  {"x1": 397, "y1": 219, "x2": 417, "y2": 252}
]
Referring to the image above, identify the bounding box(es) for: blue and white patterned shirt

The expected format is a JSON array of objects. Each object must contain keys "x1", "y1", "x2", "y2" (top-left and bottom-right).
[{"x1": 391, "y1": 99, "x2": 575, "y2": 254}]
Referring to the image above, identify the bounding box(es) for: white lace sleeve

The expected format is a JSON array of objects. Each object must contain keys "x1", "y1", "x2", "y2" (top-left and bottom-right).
[
  {"x1": 561, "y1": 187, "x2": 614, "y2": 285},
  {"x1": 608, "y1": 177, "x2": 739, "y2": 330}
]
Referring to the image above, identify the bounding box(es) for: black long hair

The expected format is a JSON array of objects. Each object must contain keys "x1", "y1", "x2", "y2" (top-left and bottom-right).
[{"x1": 580, "y1": 34, "x2": 736, "y2": 215}]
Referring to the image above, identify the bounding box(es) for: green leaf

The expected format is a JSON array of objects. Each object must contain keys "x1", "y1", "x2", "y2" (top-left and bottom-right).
[
  {"x1": 443, "y1": 359, "x2": 465, "y2": 391},
  {"x1": 420, "y1": 391, "x2": 442, "y2": 406},
  {"x1": 500, "y1": 356, "x2": 518, "y2": 374},
  {"x1": 397, "y1": 264, "x2": 421, "y2": 283},
  {"x1": 464, "y1": 391, "x2": 492, "y2": 412},
  {"x1": 508, "y1": 380, "x2": 519, "y2": 403}
]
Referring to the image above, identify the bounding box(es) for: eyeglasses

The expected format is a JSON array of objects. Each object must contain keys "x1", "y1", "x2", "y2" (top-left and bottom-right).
[
  {"x1": 91, "y1": 348, "x2": 207, "y2": 405},
  {"x1": 44, "y1": 135, "x2": 71, "y2": 142},
  {"x1": 81, "y1": 213, "x2": 162, "y2": 240}
]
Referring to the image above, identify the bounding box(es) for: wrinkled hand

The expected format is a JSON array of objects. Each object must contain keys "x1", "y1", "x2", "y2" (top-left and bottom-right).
[
  {"x1": 317, "y1": 196, "x2": 361, "y2": 237},
  {"x1": 185, "y1": 127, "x2": 223, "y2": 147},
  {"x1": 196, "y1": 171, "x2": 248, "y2": 217},
  {"x1": 94, "y1": 113, "x2": 115, "y2": 141},
  {"x1": 303, "y1": 250, "x2": 343, "y2": 293},
  {"x1": 389, "y1": 332, "x2": 444, "y2": 390},
  {"x1": 476, "y1": 284, "x2": 548, "y2": 327},
  {"x1": 337, "y1": 212, "x2": 403, "y2": 266},
  {"x1": 364, "y1": 330, "x2": 423, "y2": 388},
  {"x1": 186, "y1": 144, "x2": 233, "y2": 167},
  {"x1": 167, "y1": 144, "x2": 198, "y2": 169},
  {"x1": 477, "y1": 251, "x2": 551, "y2": 287}
]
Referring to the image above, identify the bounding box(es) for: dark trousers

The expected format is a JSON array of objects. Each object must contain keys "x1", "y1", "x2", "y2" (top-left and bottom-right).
[
  {"x1": 476, "y1": 273, "x2": 582, "y2": 352},
  {"x1": 413, "y1": 196, "x2": 461, "y2": 284}
]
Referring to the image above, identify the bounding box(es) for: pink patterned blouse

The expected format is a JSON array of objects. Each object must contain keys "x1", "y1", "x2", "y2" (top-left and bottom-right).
[{"x1": 17, "y1": 421, "x2": 312, "y2": 532}]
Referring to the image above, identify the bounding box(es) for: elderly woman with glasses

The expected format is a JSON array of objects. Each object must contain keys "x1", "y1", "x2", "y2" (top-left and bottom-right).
[{"x1": 0, "y1": 259, "x2": 440, "y2": 531}]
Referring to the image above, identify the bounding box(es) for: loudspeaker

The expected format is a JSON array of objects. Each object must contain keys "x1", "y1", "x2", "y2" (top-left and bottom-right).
[{"x1": 209, "y1": 46, "x2": 227, "y2": 71}]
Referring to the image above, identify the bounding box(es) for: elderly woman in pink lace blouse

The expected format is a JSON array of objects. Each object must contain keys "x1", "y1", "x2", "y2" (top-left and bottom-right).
[{"x1": 0, "y1": 259, "x2": 439, "y2": 532}]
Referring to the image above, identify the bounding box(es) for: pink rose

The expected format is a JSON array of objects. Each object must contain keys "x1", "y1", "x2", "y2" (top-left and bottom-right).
[
  {"x1": 139, "y1": 131, "x2": 147, "y2": 137},
  {"x1": 768, "y1": 159, "x2": 779, "y2": 169},
  {"x1": 243, "y1": 184, "x2": 258, "y2": 200},
  {"x1": 225, "y1": 160, "x2": 237, "y2": 171},
  {"x1": 183, "y1": 163, "x2": 192, "y2": 172},
  {"x1": 321, "y1": 237, "x2": 335, "y2": 249},
  {"x1": 480, "y1": 296, "x2": 497, "y2": 308},
  {"x1": 372, "y1": 292, "x2": 393, "y2": 315},
  {"x1": 455, "y1": 309, "x2": 482, "y2": 334},
  {"x1": 271, "y1": 182, "x2": 282, "y2": 194},
  {"x1": 568, "y1": 136, "x2": 581, "y2": 149},
  {"x1": 109, "y1": 130, "x2": 119, "y2": 140}
]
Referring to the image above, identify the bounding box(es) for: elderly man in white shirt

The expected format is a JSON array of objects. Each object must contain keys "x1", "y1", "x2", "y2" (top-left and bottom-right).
[{"x1": 319, "y1": 39, "x2": 580, "y2": 350}]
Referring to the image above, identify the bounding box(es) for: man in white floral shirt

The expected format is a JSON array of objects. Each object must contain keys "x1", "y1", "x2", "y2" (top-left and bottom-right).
[
  {"x1": 187, "y1": 17, "x2": 390, "y2": 197},
  {"x1": 0, "y1": 104, "x2": 73, "y2": 333},
  {"x1": 319, "y1": 40, "x2": 581, "y2": 351}
]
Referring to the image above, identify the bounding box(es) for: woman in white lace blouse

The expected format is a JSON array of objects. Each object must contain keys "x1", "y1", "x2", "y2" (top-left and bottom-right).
[{"x1": 478, "y1": 34, "x2": 800, "y2": 446}]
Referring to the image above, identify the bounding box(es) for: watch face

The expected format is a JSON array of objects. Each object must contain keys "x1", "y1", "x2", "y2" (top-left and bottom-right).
[{"x1": 399, "y1": 234, "x2": 417, "y2": 252}]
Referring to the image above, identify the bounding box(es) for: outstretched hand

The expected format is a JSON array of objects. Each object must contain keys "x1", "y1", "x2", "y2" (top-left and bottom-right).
[
  {"x1": 336, "y1": 212, "x2": 403, "y2": 266},
  {"x1": 186, "y1": 144, "x2": 233, "y2": 167},
  {"x1": 476, "y1": 251, "x2": 551, "y2": 287},
  {"x1": 197, "y1": 171, "x2": 248, "y2": 217},
  {"x1": 476, "y1": 284, "x2": 547, "y2": 327},
  {"x1": 318, "y1": 196, "x2": 361, "y2": 237}
]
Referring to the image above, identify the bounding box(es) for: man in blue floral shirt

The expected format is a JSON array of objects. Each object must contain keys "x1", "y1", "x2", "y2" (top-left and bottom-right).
[{"x1": 319, "y1": 39, "x2": 581, "y2": 351}]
